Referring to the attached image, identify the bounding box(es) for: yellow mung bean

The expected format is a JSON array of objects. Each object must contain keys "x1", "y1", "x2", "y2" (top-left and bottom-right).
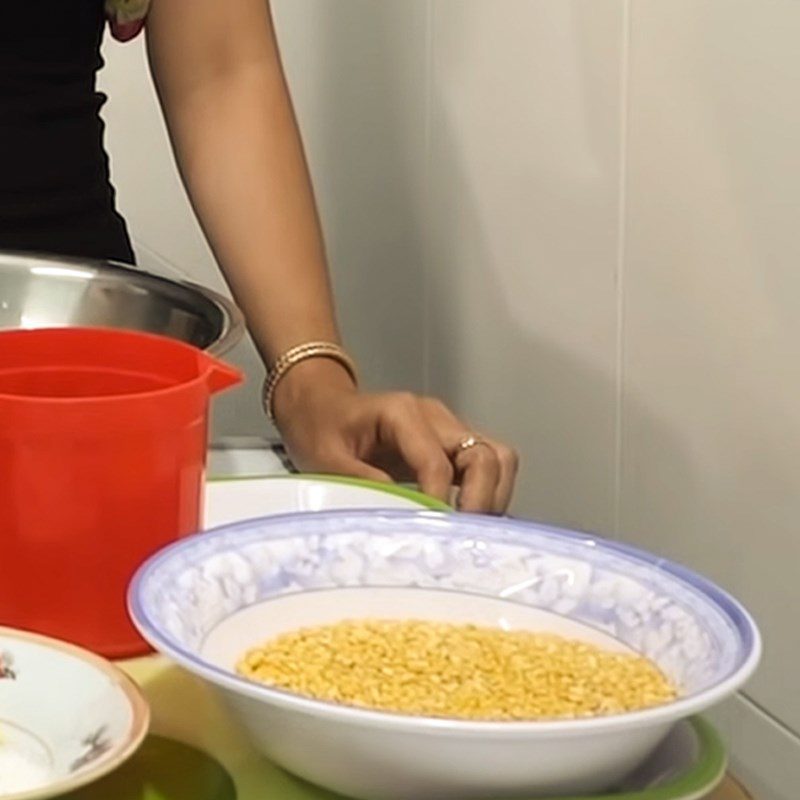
[{"x1": 236, "y1": 619, "x2": 677, "y2": 721}]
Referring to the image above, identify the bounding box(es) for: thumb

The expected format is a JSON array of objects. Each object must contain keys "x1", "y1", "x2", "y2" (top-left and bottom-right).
[{"x1": 319, "y1": 453, "x2": 394, "y2": 485}]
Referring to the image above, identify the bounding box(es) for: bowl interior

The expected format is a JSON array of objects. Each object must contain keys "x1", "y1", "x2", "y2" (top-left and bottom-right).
[
  {"x1": 131, "y1": 511, "x2": 756, "y2": 701},
  {"x1": 0, "y1": 629, "x2": 147, "y2": 797}
]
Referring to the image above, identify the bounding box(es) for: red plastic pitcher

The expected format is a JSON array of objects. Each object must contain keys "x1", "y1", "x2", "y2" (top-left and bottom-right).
[{"x1": 0, "y1": 327, "x2": 243, "y2": 658}]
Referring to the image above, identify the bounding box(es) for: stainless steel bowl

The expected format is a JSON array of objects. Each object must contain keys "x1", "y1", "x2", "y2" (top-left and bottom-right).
[{"x1": 0, "y1": 251, "x2": 245, "y2": 355}]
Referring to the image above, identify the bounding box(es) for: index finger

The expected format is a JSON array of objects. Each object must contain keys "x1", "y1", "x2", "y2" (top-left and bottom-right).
[{"x1": 376, "y1": 395, "x2": 454, "y2": 501}]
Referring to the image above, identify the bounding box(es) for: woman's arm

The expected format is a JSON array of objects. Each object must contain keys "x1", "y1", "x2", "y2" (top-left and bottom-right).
[
  {"x1": 145, "y1": 0, "x2": 518, "y2": 512},
  {"x1": 146, "y1": 0, "x2": 340, "y2": 361}
]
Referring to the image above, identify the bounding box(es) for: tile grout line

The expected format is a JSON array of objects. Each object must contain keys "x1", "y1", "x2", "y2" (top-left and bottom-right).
[
  {"x1": 421, "y1": 0, "x2": 434, "y2": 395},
  {"x1": 613, "y1": 0, "x2": 633, "y2": 537},
  {"x1": 739, "y1": 691, "x2": 800, "y2": 742},
  {"x1": 132, "y1": 239, "x2": 192, "y2": 281}
]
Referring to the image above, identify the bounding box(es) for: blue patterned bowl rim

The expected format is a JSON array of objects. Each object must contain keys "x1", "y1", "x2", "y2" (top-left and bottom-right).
[{"x1": 129, "y1": 510, "x2": 761, "y2": 736}]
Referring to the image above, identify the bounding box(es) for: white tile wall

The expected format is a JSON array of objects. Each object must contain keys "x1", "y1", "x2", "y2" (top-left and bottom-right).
[
  {"x1": 272, "y1": 0, "x2": 429, "y2": 394},
  {"x1": 99, "y1": 2, "x2": 800, "y2": 795},
  {"x1": 621, "y1": 0, "x2": 800, "y2": 755},
  {"x1": 711, "y1": 695, "x2": 800, "y2": 800},
  {"x1": 426, "y1": 1, "x2": 625, "y2": 532}
]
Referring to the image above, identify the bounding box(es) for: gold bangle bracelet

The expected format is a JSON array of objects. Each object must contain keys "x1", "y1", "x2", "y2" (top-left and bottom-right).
[{"x1": 262, "y1": 341, "x2": 358, "y2": 424}]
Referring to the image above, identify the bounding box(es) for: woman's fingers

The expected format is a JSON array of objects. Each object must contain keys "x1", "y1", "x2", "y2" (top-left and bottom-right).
[
  {"x1": 376, "y1": 394, "x2": 454, "y2": 502},
  {"x1": 451, "y1": 441, "x2": 501, "y2": 513},
  {"x1": 318, "y1": 452, "x2": 393, "y2": 485},
  {"x1": 286, "y1": 422, "x2": 394, "y2": 484},
  {"x1": 279, "y1": 388, "x2": 518, "y2": 513},
  {"x1": 419, "y1": 398, "x2": 515, "y2": 514},
  {"x1": 483, "y1": 438, "x2": 520, "y2": 514}
]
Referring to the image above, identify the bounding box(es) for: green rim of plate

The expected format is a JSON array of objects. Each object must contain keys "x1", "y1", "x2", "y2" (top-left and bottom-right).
[
  {"x1": 59, "y1": 735, "x2": 236, "y2": 800},
  {"x1": 208, "y1": 472, "x2": 451, "y2": 511},
  {"x1": 521, "y1": 716, "x2": 727, "y2": 800}
]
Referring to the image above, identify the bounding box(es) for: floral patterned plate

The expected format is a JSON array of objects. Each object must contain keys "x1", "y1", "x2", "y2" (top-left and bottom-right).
[{"x1": 0, "y1": 627, "x2": 149, "y2": 799}]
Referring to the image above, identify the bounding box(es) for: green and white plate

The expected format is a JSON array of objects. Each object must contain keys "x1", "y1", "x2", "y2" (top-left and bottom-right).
[
  {"x1": 59, "y1": 717, "x2": 725, "y2": 800},
  {"x1": 204, "y1": 475, "x2": 448, "y2": 529},
  {"x1": 591, "y1": 716, "x2": 727, "y2": 800}
]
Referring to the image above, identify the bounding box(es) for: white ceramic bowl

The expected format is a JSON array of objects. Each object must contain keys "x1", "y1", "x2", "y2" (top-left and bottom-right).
[
  {"x1": 204, "y1": 475, "x2": 449, "y2": 528},
  {"x1": 129, "y1": 511, "x2": 760, "y2": 800},
  {"x1": 0, "y1": 627, "x2": 149, "y2": 800}
]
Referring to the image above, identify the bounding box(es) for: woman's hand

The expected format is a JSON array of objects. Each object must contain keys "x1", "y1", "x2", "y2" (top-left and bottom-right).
[
  {"x1": 146, "y1": 2, "x2": 518, "y2": 511},
  {"x1": 273, "y1": 360, "x2": 519, "y2": 514}
]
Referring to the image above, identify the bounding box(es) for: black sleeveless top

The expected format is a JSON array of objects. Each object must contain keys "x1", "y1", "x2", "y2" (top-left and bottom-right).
[{"x1": 0, "y1": 1, "x2": 135, "y2": 263}]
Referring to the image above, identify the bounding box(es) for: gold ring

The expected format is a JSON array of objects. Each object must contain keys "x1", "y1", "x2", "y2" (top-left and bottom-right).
[{"x1": 453, "y1": 434, "x2": 491, "y2": 457}]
